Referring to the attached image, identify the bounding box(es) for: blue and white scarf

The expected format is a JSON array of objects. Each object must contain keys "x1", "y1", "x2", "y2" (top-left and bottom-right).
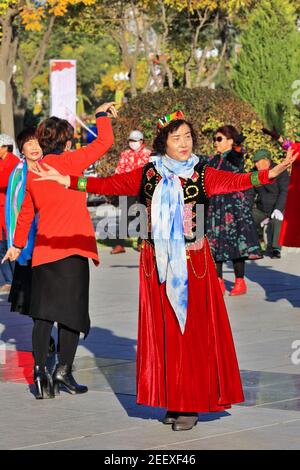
[
  {"x1": 5, "y1": 160, "x2": 37, "y2": 265},
  {"x1": 149, "y1": 153, "x2": 199, "y2": 333}
]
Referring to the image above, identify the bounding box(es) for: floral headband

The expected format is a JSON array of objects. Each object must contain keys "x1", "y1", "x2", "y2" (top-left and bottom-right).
[{"x1": 157, "y1": 110, "x2": 185, "y2": 129}]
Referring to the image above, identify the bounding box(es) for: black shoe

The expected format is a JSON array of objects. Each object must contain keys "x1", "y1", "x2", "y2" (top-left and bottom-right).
[
  {"x1": 270, "y1": 249, "x2": 281, "y2": 259},
  {"x1": 162, "y1": 411, "x2": 179, "y2": 425},
  {"x1": 33, "y1": 365, "x2": 55, "y2": 399},
  {"x1": 172, "y1": 412, "x2": 198, "y2": 431},
  {"x1": 53, "y1": 364, "x2": 88, "y2": 395}
]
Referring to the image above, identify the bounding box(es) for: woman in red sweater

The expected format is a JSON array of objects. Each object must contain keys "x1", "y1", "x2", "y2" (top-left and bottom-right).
[
  {"x1": 4, "y1": 102, "x2": 116, "y2": 399},
  {"x1": 10, "y1": 112, "x2": 297, "y2": 427}
]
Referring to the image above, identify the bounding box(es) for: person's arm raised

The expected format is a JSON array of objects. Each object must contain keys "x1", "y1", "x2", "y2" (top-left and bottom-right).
[
  {"x1": 205, "y1": 148, "x2": 298, "y2": 198},
  {"x1": 53, "y1": 102, "x2": 117, "y2": 174}
]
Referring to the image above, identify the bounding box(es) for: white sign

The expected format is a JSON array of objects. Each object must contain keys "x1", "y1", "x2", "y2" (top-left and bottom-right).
[{"x1": 50, "y1": 59, "x2": 76, "y2": 128}]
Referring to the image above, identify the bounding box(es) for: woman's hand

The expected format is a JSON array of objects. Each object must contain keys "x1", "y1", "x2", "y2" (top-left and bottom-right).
[
  {"x1": 269, "y1": 148, "x2": 298, "y2": 179},
  {"x1": 32, "y1": 162, "x2": 71, "y2": 187},
  {"x1": 2, "y1": 246, "x2": 21, "y2": 264},
  {"x1": 96, "y1": 102, "x2": 118, "y2": 118}
]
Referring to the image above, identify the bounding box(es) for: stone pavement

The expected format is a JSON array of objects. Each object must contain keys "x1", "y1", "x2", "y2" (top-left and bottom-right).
[{"x1": 0, "y1": 244, "x2": 300, "y2": 450}]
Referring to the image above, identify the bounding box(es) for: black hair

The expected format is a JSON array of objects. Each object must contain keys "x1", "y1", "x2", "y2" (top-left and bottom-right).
[
  {"x1": 16, "y1": 127, "x2": 37, "y2": 153},
  {"x1": 153, "y1": 119, "x2": 197, "y2": 155},
  {"x1": 215, "y1": 125, "x2": 246, "y2": 145}
]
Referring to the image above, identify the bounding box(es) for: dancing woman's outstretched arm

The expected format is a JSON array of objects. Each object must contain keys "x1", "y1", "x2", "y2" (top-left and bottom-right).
[
  {"x1": 32, "y1": 165, "x2": 144, "y2": 197},
  {"x1": 205, "y1": 148, "x2": 298, "y2": 197},
  {"x1": 31, "y1": 147, "x2": 297, "y2": 197},
  {"x1": 69, "y1": 167, "x2": 143, "y2": 196}
]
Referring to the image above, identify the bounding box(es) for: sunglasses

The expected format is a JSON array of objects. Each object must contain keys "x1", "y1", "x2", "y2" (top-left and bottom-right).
[{"x1": 213, "y1": 136, "x2": 227, "y2": 143}]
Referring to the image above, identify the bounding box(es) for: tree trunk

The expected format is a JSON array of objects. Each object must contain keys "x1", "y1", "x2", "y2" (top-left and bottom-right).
[
  {"x1": 14, "y1": 15, "x2": 55, "y2": 134},
  {"x1": 184, "y1": 61, "x2": 192, "y2": 88},
  {"x1": 162, "y1": 60, "x2": 173, "y2": 89},
  {"x1": 115, "y1": 22, "x2": 140, "y2": 98},
  {"x1": 194, "y1": 46, "x2": 210, "y2": 87},
  {"x1": 199, "y1": 40, "x2": 227, "y2": 88},
  {"x1": 13, "y1": 83, "x2": 30, "y2": 136},
  {"x1": 0, "y1": 69, "x2": 15, "y2": 138},
  {"x1": 159, "y1": 0, "x2": 173, "y2": 89},
  {"x1": 129, "y1": 66, "x2": 138, "y2": 97},
  {"x1": 0, "y1": 8, "x2": 18, "y2": 139}
]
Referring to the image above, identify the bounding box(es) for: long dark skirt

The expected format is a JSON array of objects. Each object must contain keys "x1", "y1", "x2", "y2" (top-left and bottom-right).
[
  {"x1": 30, "y1": 255, "x2": 90, "y2": 335},
  {"x1": 9, "y1": 261, "x2": 32, "y2": 315}
]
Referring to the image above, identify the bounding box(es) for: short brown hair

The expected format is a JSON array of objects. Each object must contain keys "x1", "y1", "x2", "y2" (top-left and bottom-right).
[{"x1": 36, "y1": 117, "x2": 74, "y2": 155}]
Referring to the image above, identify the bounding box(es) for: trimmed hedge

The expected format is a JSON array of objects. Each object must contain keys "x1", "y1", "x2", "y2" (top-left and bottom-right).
[{"x1": 96, "y1": 87, "x2": 285, "y2": 176}]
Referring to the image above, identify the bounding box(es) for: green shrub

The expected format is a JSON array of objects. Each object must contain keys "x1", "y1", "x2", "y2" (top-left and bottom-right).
[
  {"x1": 233, "y1": 0, "x2": 300, "y2": 133},
  {"x1": 97, "y1": 87, "x2": 285, "y2": 176}
]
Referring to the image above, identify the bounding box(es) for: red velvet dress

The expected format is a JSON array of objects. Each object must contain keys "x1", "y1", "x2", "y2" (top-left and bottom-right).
[
  {"x1": 70, "y1": 166, "x2": 271, "y2": 412},
  {"x1": 279, "y1": 145, "x2": 300, "y2": 247}
]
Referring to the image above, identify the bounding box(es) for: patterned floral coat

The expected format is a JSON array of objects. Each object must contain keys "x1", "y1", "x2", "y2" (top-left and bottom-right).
[
  {"x1": 115, "y1": 144, "x2": 151, "y2": 174},
  {"x1": 203, "y1": 149, "x2": 262, "y2": 262}
]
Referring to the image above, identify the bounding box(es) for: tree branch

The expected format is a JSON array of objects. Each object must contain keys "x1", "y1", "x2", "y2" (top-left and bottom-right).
[
  {"x1": 199, "y1": 39, "x2": 227, "y2": 88},
  {"x1": 30, "y1": 15, "x2": 55, "y2": 79}
]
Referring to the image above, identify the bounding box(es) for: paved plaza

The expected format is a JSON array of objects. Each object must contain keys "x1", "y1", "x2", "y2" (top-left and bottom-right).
[{"x1": 1, "y1": 236, "x2": 300, "y2": 450}]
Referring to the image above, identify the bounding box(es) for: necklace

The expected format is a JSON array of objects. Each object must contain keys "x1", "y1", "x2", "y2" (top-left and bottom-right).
[
  {"x1": 141, "y1": 241, "x2": 156, "y2": 278},
  {"x1": 186, "y1": 240, "x2": 207, "y2": 279}
]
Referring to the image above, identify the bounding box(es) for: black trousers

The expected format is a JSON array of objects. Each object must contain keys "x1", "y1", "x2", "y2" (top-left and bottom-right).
[
  {"x1": 216, "y1": 259, "x2": 245, "y2": 279},
  {"x1": 32, "y1": 319, "x2": 79, "y2": 368}
]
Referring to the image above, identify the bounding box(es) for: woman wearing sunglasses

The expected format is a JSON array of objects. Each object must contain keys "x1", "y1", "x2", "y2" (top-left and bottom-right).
[{"x1": 205, "y1": 126, "x2": 262, "y2": 296}]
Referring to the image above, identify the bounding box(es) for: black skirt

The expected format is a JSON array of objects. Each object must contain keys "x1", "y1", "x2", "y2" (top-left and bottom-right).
[
  {"x1": 9, "y1": 261, "x2": 32, "y2": 315},
  {"x1": 30, "y1": 255, "x2": 90, "y2": 335}
]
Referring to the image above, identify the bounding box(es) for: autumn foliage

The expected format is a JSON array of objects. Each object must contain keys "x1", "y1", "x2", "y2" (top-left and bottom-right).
[{"x1": 0, "y1": 0, "x2": 96, "y2": 32}]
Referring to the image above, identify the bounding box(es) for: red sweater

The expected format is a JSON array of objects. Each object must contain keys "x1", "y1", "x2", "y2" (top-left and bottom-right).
[
  {"x1": 69, "y1": 166, "x2": 272, "y2": 198},
  {"x1": 14, "y1": 115, "x2": 114, "y2": 267},
  {"x1": 0, "y1": 152, "x2": 20, "y2": 239}
]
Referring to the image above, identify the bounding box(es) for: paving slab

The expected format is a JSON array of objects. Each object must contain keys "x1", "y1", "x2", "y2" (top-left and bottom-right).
[{"x1": 1, "y1": 245, "x2": 300, "y2": 450}]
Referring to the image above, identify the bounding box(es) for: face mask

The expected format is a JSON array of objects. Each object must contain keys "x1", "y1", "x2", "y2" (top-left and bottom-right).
[{"x1": 129, "y1": 141, "x2": 142, "y2": 151}]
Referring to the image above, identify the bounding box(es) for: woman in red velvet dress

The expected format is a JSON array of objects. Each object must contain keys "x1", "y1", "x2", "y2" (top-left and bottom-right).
[
  {"x1": 262, "y1": 128, "x2": 300, "y2": 247},
  {"x1": 277, "y1": 139, "x2": 300, "y2": 247},
  {"x1": 31, "y1": 112, "x2": 296, "y2": 430}
]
